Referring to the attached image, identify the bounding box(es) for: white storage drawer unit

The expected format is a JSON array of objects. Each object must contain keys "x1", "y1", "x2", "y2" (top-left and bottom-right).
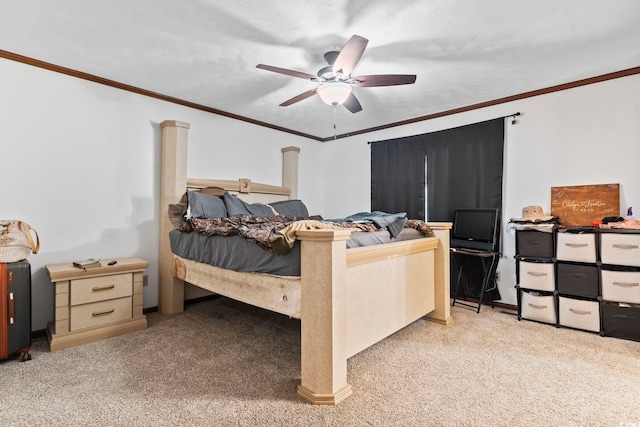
[
  {"x1": 518, "y1": 261, "x2": 555, "y2": 292},
  {"x1": 558, "y1": 296, "x2": 600, "y2": 332},
  {"x1": 520, "y1": 289, "x2": 557, "y2": 325},
  {"x1": 600, "y1": 233, "x2": 640, "y2": 267},
  {"x1": 601, "y1": 269, "x2": 640, "y2": 304},
  {"x1": 556, "y1": 231, "x2": 597, "y2": 263}
]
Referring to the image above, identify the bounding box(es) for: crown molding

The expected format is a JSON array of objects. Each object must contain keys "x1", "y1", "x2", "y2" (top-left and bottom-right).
[{"x1": 2, "y1": 49, "x2": 638, "y2": 142}]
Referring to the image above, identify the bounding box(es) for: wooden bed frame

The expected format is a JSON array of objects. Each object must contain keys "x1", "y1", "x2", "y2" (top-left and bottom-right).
[{"x1": 158, "y1": 120, "x2": 452, "y2": 405}]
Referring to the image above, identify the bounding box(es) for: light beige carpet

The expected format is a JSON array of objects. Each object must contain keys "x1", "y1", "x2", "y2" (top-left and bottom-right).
[{"x1": 2, "y1": 297, "x2": 639, "y2": 426}]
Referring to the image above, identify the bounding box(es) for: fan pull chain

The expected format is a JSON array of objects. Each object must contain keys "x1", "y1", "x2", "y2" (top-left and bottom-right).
[{"x1": 333, "y1": 105, "x2": 337, "y2": 140}]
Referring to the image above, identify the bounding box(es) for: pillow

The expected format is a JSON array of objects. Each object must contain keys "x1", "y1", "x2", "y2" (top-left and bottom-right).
[
  {"x1": 223, "y1": 191, "x2": 275, "y2": 216},
  {"x1": 269, "y1": 199, "x2": 309, "y2": 217},
  {"x1": 184, "y1": 191, "x2": 227, "y2": 219}
]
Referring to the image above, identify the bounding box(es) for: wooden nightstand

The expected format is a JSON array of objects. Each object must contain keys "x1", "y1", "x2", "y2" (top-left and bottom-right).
[{"x1": 46, "y1": 257, "x2": 148, "y2": 352}]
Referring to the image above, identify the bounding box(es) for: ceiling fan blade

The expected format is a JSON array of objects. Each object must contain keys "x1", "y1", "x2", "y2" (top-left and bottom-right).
[
  {"x1": 351, "y1": 74, "x2": 417, "y2": 87},
  {"x1": 343, "y1": 92, "x2": 362, "y2": 114},
  {"x1": 256, "y1": 64, "x2": 318, "y2": 81},
  {"x1": 332, "y1": 35, "x2": 368, "y2": 76},
  {"x1": 279, "y1": 88, "x2": 318, "y2": 106}
]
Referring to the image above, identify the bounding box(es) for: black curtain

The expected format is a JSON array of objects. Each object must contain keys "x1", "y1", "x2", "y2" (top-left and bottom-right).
[
  {"x1": 370, "y1": 137, "x2": 427, "y2": 220},
  {"x1": 371, "y1": 117, "x2": 505, "y2": 221},
  {"x1": 370, "y1": 118, "x2": 505, "y2": 301}
]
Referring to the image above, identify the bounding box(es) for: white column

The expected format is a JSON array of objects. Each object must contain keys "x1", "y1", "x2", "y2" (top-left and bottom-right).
[{"x1": 159, "y1": 120, "x2": 190, "y2": 314}]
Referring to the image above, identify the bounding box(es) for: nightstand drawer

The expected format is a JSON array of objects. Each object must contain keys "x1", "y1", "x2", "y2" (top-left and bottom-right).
[
  {"x1": 70, "y1": 296, "x2": 132, "y2": 331},
  {"x1": 70, "y1": 273, "x2": 132, "y2": 305}
]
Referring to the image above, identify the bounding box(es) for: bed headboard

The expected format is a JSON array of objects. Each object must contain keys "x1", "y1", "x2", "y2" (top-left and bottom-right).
[
  {"x1": 158, "y1": 120, "x2": 300, "y2": 313},
  {"x1": 186, "y1": 178, "x2": 290, "y2": 204}
]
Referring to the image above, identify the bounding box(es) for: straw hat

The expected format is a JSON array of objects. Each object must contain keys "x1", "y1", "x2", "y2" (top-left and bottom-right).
[{"x1": 513, "y1": 205, "x2": 555, "y2": 222}]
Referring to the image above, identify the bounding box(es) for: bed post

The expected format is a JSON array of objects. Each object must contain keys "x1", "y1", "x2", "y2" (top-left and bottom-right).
[
  {"x1": 159, "y1": 120, "x2": 190, "y2": 314},
  {"x1": 425, "y1": 222, "x2": 453, "y2": 325},
  {"x1": 296, "y1": 229, "x2": 353, "y2": 405},
  {"x1": 281, "y1": 146, "x2": 300, "y2": 199}
]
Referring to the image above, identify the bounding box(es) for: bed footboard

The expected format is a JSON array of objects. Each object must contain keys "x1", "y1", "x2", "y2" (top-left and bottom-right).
[{"x1": 295, "y1": 226, "x2": 449, "y2": 405}]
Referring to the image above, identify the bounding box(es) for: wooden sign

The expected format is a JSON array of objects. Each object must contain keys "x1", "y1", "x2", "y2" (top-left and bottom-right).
[{"x1": 551, "y1": 183, "x2": 620, "y2": 226}]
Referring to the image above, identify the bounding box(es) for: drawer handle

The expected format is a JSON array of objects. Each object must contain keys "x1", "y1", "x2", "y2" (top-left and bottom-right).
[
  {"x1": 527, "y1": 272, "x2": 547, "y2": 277},
  {"x1": 612, "y1": 281, "x2": 640, "y2": 288},
  {"x1": 569, "y1": 308, "x2": 591, "y2": 315},
  {"x1": 612, "y1": 244, "x2": 639, "y2": 250},
  {"x1": 565, "y1": 243, "x2": 588, "y2": 248},
  {"x1": 92, "y1": 308, "x2": 115, "y2": 317},
  {"x1": 528, "y1": 303, "x2": 547, "y2": 309},
  {"x1": 611, "y1": 314, "x2": 635, "y2": 320},
  {"x1": 92, "y1": 284, "x2": 115, "y2": 292}
]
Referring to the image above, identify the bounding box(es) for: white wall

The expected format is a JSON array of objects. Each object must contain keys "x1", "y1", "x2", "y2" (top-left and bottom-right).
[
  {"x1": 0, "y1": 58, "x2": 323, "y2": 330},
  {"x1": 323, "y1": 73, "x2": 640, "y2": 306},
  {"x1": 2, "y1": 55, "x2": 638, "y2": 330}
]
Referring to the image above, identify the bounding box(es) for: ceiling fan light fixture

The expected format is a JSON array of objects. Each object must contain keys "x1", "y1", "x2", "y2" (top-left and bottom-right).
[{"x1": 317, "y1": 82, "x2": 352, "y2": 106}]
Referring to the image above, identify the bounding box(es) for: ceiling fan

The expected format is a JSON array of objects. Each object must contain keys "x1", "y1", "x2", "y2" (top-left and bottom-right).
[{"x1": 256, "y1": 35, "x2": 416, "y2": 113}]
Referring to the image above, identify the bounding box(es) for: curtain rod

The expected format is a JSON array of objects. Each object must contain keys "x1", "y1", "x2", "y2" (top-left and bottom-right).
[
  {"x1": 506, "y1": 112, "x2": 521, "y2": 125},
  {"x1": 368, "y1": 112, "x2": 522, "y2": 144}
]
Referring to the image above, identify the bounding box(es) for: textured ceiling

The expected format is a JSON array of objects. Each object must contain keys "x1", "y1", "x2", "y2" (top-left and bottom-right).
[{"x1": 2, "y1": 0, "x2": 640, "y2": 140}]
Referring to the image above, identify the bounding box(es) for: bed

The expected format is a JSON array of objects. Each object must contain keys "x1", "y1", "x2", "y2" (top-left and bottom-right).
[{"x1": 158, "y1": 120, "x2": 452, "y2": 405}]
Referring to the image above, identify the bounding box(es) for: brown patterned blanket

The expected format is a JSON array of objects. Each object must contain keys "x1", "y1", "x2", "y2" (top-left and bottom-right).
[{"x1": 189, "y1": 215, "x2": 433, "y2": 253}]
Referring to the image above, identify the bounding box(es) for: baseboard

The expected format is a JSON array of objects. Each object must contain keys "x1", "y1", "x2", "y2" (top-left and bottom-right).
[
  {"x1": 31, "y1": 329, "x2": 47, "y2": 339},
  {"x1": 452, "y1": 296, "x2": 517, "y2": 312}
]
